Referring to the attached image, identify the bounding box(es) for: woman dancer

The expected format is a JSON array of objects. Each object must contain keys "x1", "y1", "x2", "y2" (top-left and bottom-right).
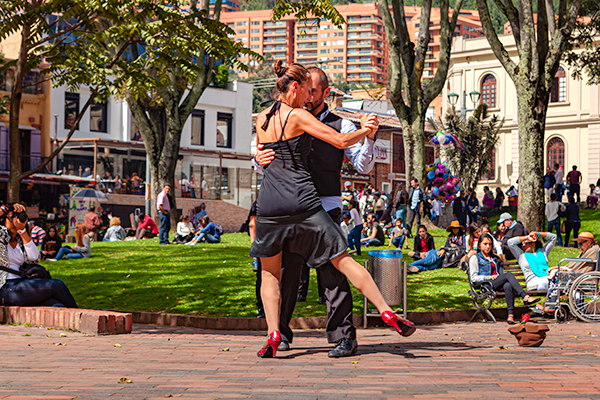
[{"x1": 250, "y1": 62, "x2": 415, "y2": 358}]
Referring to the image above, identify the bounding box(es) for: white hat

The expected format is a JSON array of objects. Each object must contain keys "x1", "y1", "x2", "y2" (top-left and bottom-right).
[
  {"x1": 497, "y1": 212, "x2": 513, "y2": 224},
  {"x1": 344, "y1": 181, "x2": 352, "y2": 187}
]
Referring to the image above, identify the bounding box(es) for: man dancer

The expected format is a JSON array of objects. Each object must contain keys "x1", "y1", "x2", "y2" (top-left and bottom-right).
[{"x1": 255, "y1": 67, "x2": 376, "y2": 357}]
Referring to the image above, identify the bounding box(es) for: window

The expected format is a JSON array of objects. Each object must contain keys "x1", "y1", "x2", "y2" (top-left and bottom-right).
[
  {"x1": 321, "y1": 41, "x2": 331, "y2": 46},
  {"x1": 333, "y1": 48, "x2": 344, "y2": 53},
  {"x1": 334, "y1": 32, "x2": 344, "y2": 37},
  {"x1": 393, "y1": 134, "x2": 405, "y2": 173},
  {"x1": 547, "y1": 137, "x2": 565, "y2": 169},
  {"x1": 22, "y1": 71, "x2": 40, "y2": 94},
  {"x1": 481, "y1": 74, "x2": 497, "y2": 108},
  {"x1": 250, "y1": 29, "x2": 260, "y2": 33},
  {"x1": 480, "y1": 149, "x2": 496, "y2": 180},
  {"x1": 191, "y1": 109, "x2": 205, "y2": 146},
  {"x1": 551, "y1": 66, "x2": 567, "y2": 103},
  {"x1": 426, "y1": 146, "x2": 435, "y2": 165},
  {"x1": 236, "y1": 21, "x2": 246, "y2": 26},
  {"x1": 320, "y1": 49, "x2": 330, "y2": 54},
  {"x1": 320, "y1": 33, "x2": 330, "y2": 38},
  {"x1": 320, "y1": 25, "x2": 330, "y2": 30},
  {"x1": 64, "y1": 93, "x2": 80, "y2": 130},
  {"x1": 251, "y1": 21, "x2": 260, "y2": 25},
  {"x1": 90, "y1": 101, "x2": 107, "y2": 133},
  {"x1": 333, "y1": 64, "x2": 343, "y2": 69},
  {"x1": 250, "y1": 45, "x2": 259, "y2": 49},
  {"x1": 250, "y1": 37, "x2": 260, "y2": 41},
  {"x1": 332, "y1": 40, "x2": 344, "y2": 45},
  {"x1": 217, "y1": 112, "x2": 232, "y2": 148},
  {"x1": 237, "y1": 29, "x2": 246, "y2": 34}
]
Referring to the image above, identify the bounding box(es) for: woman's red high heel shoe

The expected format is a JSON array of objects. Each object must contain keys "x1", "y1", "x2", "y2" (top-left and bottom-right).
[
  {"x1": 257, "y1": 330, "x2": 281, "y2": 358},
  {"x1": 381, "y1": 311, "x2": 416, "y2": 337}
]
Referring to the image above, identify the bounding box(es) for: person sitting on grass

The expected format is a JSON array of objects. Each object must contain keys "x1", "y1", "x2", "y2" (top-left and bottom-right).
[
  {"x1": 103, "y1": 217, "x2": 126, "y2": 242},
  {"x1": 340, "y1": 213, "x2": 355, "y2": 251},
  {"x1": 135, "y1": 213, "x2": 158, "y2": 240},
  {"x1": 407, "y1": 225, "x2": 435, "y2": 260},
  {"x1": 508, "y1": 231, "x2": 557, "y2": 291},
  {"x1": 41, "y1": 225, "x2": 62, "y2": 260},
  {"x1": 445, "y1": 220, "x2": 466, "y2": 248},
  {"x1": 586, "y1": 184, "x2": 600, "y2": 209},
  {"x1": 27, "y1": 221, "x2": 46, "y2": 246},
  {"x1": 360, "y1": 213, "x2": 385, "y2": 247},
  {"x1": 465, "y1": 222, "x2": 481, "y2": 260},
  {"x1": 174, "y1": 215, "x2": 196, "y2": 244},
  {"x1": 186, "y1": 216, "x2": 221, "y2": 245},
  {"x1": 468, "y1": 233, "x2": 540, "y2": 324},
  {"x1": 388, "y1": 218, "x2": 408, "y2": 249},
  {"x1": 50, "y1": 223, "x2": 91, "y2": 261}
]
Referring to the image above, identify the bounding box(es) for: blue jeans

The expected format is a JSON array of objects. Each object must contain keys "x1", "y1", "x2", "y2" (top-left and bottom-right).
[
  {"x1": 0, "y1": 278, "x2": 78, "y2": 308},
  {"x1": 395, "y1": 206, "x2": 407, "y2": 228},
  {"x1": 55, "y1": 247, "x2": 84, "y2": 260},
  {"x1": 193, "y1": 233, "x2": 221, "y2": 243},
  {"x1": 361, "y1": 234, "x2": 383, "y2": 247},
  {"x1": 391, "y1": 235, "x2": 405, "y2": 249},
  {"x1": 409, "y1": 249, "x2": 442, "y2": 272},
  {"x1": 348, "y1": 225, "x2": 363, "y2": 255},
  {"x1": 547, "y1": 217, "x2": 563, "y2": 246},
  {"x1": 555, "y1": 185, "x2": 563, "y2": 202},
  {"x1": 159, "y1": 212, "x2": 171, "y2": 244}
]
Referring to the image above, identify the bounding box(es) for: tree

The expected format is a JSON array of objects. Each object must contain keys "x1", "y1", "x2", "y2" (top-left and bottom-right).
[
  {"x1": 51, "y1": 0, "x2": 255, "y2": 225},
  {"x1": 0, "y1": 0, "x2": 98, "y2": 202},
  {"x1": 563, "y1": 0, "x2": 600, "y2": 83},
  {"x1": 475, "y1": 0, "x2": 582, "y2": 230},
  {"x1": 429, "y1": 104, "x2": 504, "y2": 191},
  {"x1": 377, "y1": 0, "x2": 464, "y2": 186},
  {"x1": 243, "y1": 53, "x2": 277, "y2": 114}
]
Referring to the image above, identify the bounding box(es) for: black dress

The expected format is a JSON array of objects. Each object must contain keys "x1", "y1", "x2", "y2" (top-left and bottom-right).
[{"x1": 250, "y1": 103, "x2": 348, "y2": 268}]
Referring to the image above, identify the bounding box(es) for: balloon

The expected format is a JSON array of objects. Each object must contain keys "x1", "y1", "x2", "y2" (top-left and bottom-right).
[
  {"x1": 433, "y1": 177, "x2": 444, "y2": 186},
  {"x1": 427, "y1": 170, "x2": 435, "y2": 180},
  {"x1": 432, "y1": 186, "x2": 439, "y2": 197}
]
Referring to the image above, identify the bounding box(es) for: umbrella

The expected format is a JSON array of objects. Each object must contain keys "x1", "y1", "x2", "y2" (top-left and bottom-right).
[{"x1": 72, "y1": 189, "x2": 109, "y2": 202}]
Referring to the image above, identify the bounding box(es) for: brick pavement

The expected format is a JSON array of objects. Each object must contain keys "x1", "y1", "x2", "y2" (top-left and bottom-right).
[{"x1": 0, "y1": 321, "x2": 599, "y2": 399}]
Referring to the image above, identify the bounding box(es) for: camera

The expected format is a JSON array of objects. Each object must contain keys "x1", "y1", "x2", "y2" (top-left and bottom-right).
[{"x1": 14, "y1": 212, "x2": 28, "y2": 223}]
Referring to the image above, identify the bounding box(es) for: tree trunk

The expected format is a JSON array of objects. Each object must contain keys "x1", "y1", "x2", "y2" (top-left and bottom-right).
[
  {"x1": 400, "y1": 120, "x2": 414, "y2": 184},
  {"x1": 515, "y1": 82, "x2": 548, "y2": 231},
  {"x1": 411, "y1": 113, "x2": 427, "y2": 187},
  {"x1": 7, "y1": 23, "x2": 30, "y2": 203}
]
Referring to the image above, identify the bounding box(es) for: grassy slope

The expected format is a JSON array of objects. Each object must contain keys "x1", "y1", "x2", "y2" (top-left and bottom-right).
[{"x1": 45, "y1": 209, "x2": 599, "y2": 317}]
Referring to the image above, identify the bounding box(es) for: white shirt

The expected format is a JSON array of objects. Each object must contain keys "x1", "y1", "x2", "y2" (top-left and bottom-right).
[
  {"x1": 554, "y1": 169, "x2": 563, "y2": 185},
  {"x1": 340, "y1": 221, "x2": 354, "y2": 236},
  {"x1": 545, "y1": 201, "x2": 565, "y2": 221},
  {"x1": 255, "y1": 107, "x2": 376, "y2": 212},
  {"x1": 431, "y1": 199, "x2": 443, "y2": 216},
  {"x1": 177, "y1": 221, "x2": 194, "y2": 236},
  {"x1": 349, "y1": 208, "x2": 362, "y2": 226},
  {"x1": 7, "y1": 241, "x2": 40, "y2": 280}
]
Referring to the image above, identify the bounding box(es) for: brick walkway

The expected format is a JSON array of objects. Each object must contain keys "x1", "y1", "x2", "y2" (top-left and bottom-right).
[{"x1": 1, "y1": 321, "x2": 599, "y2": 399}]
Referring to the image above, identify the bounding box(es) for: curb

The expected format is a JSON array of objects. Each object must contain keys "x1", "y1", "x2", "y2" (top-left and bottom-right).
[{"x1": 121, "y1": 306, "x2": 531, "y2": 330}]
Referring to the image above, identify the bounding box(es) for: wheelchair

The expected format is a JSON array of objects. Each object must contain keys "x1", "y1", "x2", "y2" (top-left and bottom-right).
[{"x1": 546, "y1": 250, "x2": 600, "y2": 323}]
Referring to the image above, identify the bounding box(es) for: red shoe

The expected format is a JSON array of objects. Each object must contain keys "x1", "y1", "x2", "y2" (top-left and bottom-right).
[
  {"x1": 381, "y1": 311, "x2": 416, "y2": 337},
  {"x1": 257, "y1": 331, "x2": 281, "y2": 358}
]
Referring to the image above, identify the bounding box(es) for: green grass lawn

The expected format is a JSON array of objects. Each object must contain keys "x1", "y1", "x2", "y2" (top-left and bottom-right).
[{"x1": 43, "y1": 209, "x2": 599, "y2": 317}]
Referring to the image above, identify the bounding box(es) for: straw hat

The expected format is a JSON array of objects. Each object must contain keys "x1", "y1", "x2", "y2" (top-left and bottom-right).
[
  {"x1": 446, "y1": 220, "x2": 464, "y2": 232},
  {"x1": 572, "y1": 232, "x2": 595, "y2": 242}
]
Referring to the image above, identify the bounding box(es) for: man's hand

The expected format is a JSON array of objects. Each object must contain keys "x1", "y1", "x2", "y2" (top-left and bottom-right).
[
  {"x1": 437, "y1": 249, "x2": 445, "y2": 257},
  {"x1": 255, "y1": 144, "x2": 275, "y2": 167}
]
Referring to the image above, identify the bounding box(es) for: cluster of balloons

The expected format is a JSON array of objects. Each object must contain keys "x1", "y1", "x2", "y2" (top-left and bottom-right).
[
  {"x1": 431, "y1": 131, "x2": 465, "y2": 150},
  {"x1": 426, "y1": 158, "x2": 461, "y2": 204}
]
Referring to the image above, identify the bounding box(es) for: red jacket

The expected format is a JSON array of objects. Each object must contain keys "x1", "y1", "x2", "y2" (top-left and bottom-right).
[{"x1": 138, "y1": 216, "x2": 158, "y2": 234}]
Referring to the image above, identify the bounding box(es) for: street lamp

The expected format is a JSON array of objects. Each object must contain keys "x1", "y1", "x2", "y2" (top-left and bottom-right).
[{"x1": 447, "y1": 90, "x2": 481, "y2": 120}]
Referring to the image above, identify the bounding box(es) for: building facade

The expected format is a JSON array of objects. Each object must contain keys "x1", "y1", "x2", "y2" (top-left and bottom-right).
[{"x1": 444, "y1": 35, "x2": 600, "y2": 196}]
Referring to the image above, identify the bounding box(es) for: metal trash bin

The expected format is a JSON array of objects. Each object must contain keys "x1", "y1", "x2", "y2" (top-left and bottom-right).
[{"x1": 363, "y1": 250, "x2": 407, "y2": 328}]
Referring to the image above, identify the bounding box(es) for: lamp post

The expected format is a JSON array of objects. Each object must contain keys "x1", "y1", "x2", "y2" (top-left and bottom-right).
[{"x1": 447, "y1": 90, "x2": 481, "y2": 120}]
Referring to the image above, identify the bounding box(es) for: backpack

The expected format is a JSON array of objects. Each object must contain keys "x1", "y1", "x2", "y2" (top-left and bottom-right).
[{"x1": 215, "y1": 224, "x2": 224, "y2": 236}]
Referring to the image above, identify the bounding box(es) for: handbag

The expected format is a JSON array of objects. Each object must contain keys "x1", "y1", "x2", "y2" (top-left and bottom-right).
[
  {"x1": 0, "y1": 262, "x2": 51, "y2": 279},
  {"x1": 561, "y1": 220, "x2": 566, "y2": 234}
]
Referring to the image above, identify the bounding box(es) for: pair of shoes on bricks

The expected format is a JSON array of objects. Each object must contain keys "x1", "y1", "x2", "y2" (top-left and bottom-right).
[{"x1": 328, "y1": 338, "x2": 357, "y2": 358}]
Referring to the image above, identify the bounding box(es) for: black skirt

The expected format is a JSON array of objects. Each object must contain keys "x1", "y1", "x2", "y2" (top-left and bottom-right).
[{"x1": 250, "y1": 207, "x2": 348, "y2": 268}]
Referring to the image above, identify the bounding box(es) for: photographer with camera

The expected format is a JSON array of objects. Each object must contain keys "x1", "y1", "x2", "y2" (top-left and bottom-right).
[{"x1": 0, "y1": 204, "x2": 78, "y2": 308}]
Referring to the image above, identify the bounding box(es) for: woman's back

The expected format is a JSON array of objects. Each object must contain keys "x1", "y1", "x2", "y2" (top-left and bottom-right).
[{"x1": 565, "y1": 203, "x2": 580, "y2": 221}]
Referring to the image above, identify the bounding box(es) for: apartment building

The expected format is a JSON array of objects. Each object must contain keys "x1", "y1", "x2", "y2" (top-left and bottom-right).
[{"x1": 222, "y1": 3, "x2": 483, "y2": 94}]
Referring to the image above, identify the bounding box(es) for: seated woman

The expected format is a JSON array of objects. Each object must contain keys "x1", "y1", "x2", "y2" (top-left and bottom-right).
[
  {"x1": 51, "y1": 223, "x2": 91, "y2": 261},
  {"x1": 446, "y1": 220, "x2": 466, "y2": 248},
  {"x1": 135, "y1": 213, "x2": 158, "y2": 239},
  {"x1": 508, "y1": 231, "x2": 556, "y2": 291},
  {"x1": 41, "y1": 225, "x2": 62, "y2": 260},
  {"x1": 465, "y1": 222, "x2": 481, "y2": 260},
  {"x1": 175, "y1": 215, "x2": 195, "y2": 244},
  {"x1": 103, "y1": 217, "x2": 126, "y2": 242},
  {"x1": 587, "y1": 184, "x2": 600, "y2": 209},
  {"x1": 407, "y1": 225, "x2": 435, "y2": 260},
  {"x1": 469, "y1": 233, "x2": 540, "y2": 324},
  {"x1": 0, "y1": 204, "x2": 77, "y2": 307},
  {"x1": 480, "y1": 224, "x2": 503, "y2": 258},
  {"x1": 187, "y1": 216, "x2": 221, "y2": 245}
]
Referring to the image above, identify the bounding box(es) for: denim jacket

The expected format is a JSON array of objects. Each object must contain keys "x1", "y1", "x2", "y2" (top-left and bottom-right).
[{"x1": 469, "y1": 251, "x2": 504, "y2": 284}]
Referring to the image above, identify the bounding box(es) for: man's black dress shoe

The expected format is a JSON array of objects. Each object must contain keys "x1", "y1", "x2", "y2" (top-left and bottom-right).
[
  {"x1": 319, "y1": 296, "x2": 327, "y2": 304},
  {"x1": 327, "y1": 338, "x2": 358, "y2": 358},
  {"x1": 278, "y1": 340, "x2": 290, "y2": 351}
]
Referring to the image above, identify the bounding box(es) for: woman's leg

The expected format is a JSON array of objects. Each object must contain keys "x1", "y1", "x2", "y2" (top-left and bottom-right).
[
  {"x1": 54, "y1": 247, "x2": 73, "y2": 260},
  {"x1": 205, "y1": 234, "x2": 221, "y2": 243},
  {"x1": 331, "y1": 253, "x2": 392, "y2": 315},
  {"x1": 0, "y1": 279, "x2": 78, "y2": 308},
  {"x1": 565, "y1": 222, "x2": 573, "y2": 246},
  {"x1": 260, "y1": 252, "x2": 283, "y2": 335},
  {"x1": 65, "y1": 252, "x2": 84, "y2": 259}
]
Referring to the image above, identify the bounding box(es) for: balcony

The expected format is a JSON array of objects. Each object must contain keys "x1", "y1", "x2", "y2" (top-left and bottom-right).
[
  {"x1": 297, "y1": 43, "x2": 317, "y2": 49},
  {"x1": 264, "y1": 29, "x2": 287, "y2": 36}
]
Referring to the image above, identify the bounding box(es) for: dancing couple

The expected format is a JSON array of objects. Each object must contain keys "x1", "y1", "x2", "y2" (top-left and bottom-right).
[{"x1": 250, "y1": 61, "x2": 416, "y2": 358}]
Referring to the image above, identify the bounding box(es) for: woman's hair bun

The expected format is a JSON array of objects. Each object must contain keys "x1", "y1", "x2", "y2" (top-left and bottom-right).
[{"x1": 274, "y1": 60, "x2": 286, "y2": 78}]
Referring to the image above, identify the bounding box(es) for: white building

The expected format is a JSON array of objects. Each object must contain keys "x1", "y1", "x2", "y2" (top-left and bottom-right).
[
  {"x1": 444, "y1": 35, "x2": 600, "y2": 195},
  {"x1": 52, "y1": 81, "x2": 256, "y2": 209}
]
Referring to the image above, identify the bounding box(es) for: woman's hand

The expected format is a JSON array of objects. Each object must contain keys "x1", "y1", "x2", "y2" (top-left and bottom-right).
[{"x1": 490, "y1": 274, "x2": 498, "y2": 280}]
